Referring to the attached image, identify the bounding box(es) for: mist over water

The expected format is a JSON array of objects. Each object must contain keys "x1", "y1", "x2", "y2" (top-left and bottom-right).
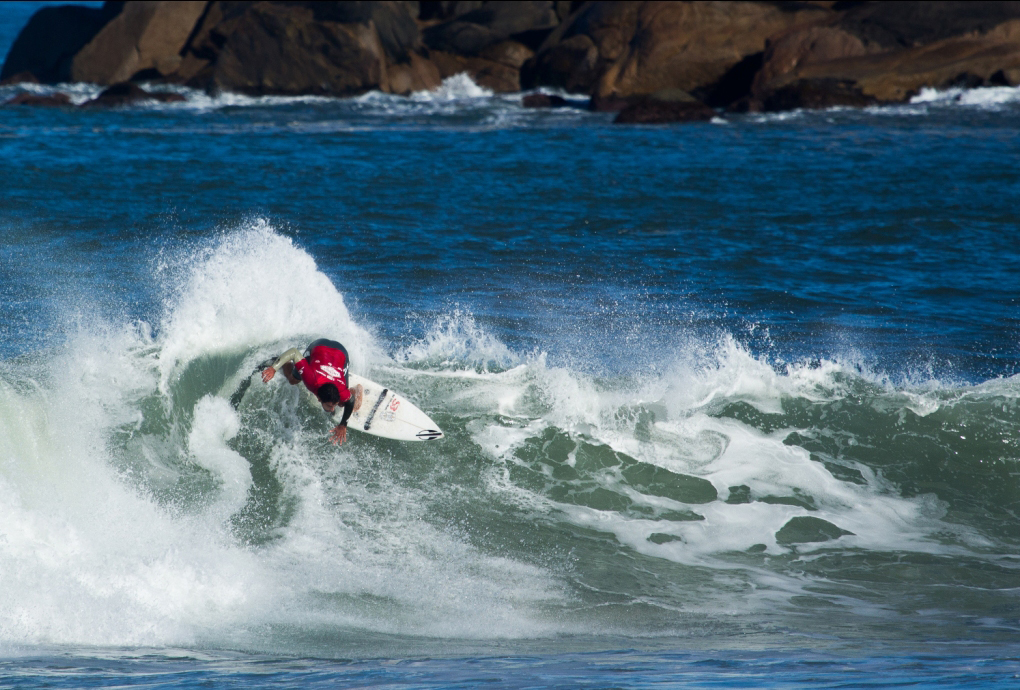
[{"x1": 3, "y1": 15, "x2": 1020, "y2": 684}]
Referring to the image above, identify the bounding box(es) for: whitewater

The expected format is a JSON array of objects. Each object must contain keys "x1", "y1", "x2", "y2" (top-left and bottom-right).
[{"x1": 2, "y1": 221, "x2": 1018, "y2": 661}]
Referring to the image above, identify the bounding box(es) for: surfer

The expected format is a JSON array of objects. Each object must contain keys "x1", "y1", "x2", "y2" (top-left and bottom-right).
[{"x1": 261, "y1": 338, "x2": 363, "y2": 445}]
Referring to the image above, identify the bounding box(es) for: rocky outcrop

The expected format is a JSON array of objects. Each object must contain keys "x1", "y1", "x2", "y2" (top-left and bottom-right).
[
  {"x1": 745, "y1": 3, "x2": 1020, "y2": 111},
  {"x1": 4, "y1": 91, "x2": 72, "y2": 107},
  {"x1": 80, "y1": 81, "x2": 186, "y2": 107},
  {"x1": 0, "y1": 3, "x2": 124, "y2": 83},
  {"x1": 180, "y1": 1, "x2": 440, "y2": 96},
  {"x1": 422, "y1": 1, "x2": 559, "y2": 54},
  {"x1": 0, "y1": 71, "x2": 39, "y2": 86},
  {"x1": 523, "y1": 2, "x2": 829, "y2": 103},
  {"x1": 521, "y1": 92, "x2": 567, "y2": 107},
  {"x1": 6, "y1": 1, "x2": 1020, "y2": 113},
  {"x1": 71, "y1": 1, "x2": 208, "y2": 85},
  {"x1": 430, "y1": 40, "x2": 534, "y2": 92},
  {"x1": 613, "y1": 89, "x2": 715, "y2": 124},
  {"x1": 422, "y1": 2, "x2": 557, "y2": 92}
]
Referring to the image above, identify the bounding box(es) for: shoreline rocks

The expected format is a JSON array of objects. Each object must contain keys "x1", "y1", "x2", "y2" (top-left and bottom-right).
[
  {"x1": 3, "y1": 1, "x2": 1020, "y2": 118},
  {"x1": 5, "y1": 91, "x2": 72, "y2": 107},
  {"x1": 79, "y1": 82, "x2": 187, "y2": 107}
]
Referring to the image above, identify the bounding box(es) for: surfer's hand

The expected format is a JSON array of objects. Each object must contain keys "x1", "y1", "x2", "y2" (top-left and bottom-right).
[
  {"x1": 330, "y1": 424, "x2": 348, "y2": 446},
  {"x1": 261, "y1": 367, "x2": 276, "y2": 383},
  {"x1": 352, "y1": 384, "x2": 364, "y2": 413}
]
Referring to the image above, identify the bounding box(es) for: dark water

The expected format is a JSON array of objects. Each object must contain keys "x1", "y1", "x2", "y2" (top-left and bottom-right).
[{"x1": 2, "y1": 4, "x2": 1020, "y2": 686}]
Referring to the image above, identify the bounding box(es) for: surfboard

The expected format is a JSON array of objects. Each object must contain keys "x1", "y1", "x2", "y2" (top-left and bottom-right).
[
  {"x1": 230, "y1": 358, "x2": 443, "y2": 442},
  {"x1": 343, "y1": 373, "x2": 443, "y2": 442}
]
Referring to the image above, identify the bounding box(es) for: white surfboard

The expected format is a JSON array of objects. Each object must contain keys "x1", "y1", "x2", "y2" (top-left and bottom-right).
[{"x1": 341, "y1": 373, "x2": 443, "y2": 442}]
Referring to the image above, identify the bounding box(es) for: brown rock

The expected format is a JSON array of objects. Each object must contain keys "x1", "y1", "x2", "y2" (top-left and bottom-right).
[
  {"x1": 759, "y1": 78, "x2": 877, "y2": 111},
  {"x1": 835, "y1": 1, "x2": 1020, "y2": 50},
  {"x1": 180, "y1": 1, "x2": 438, "y2": 96},
  {"x1": 71, "y1": 2, "x2": 208, "y2": 85},
  {"x1": 587, "y1": 91, "x2": 631, "y2": 112},
  {"x1": 0, "y1": 3, "x2": 123, "y2": 84},
  {"x1": 521, "y1": 93, "x2": 567, "y2": 107},
  {"x1": 387, "y1": 51, "x2": 444, "y2": 94},
  {"x1": 206, "y1": 3, "x2": 384, "y2": 95},
  {"x1": 80, "y1": 82, "x2": 186, "y2": 107},
  {"x1": 423, "y1": 1, "x2": 559, "y2": 55},
  {"x1": 614, "y1": 99, "x2": 715, "y2": 124},
  {"x1": 990, "y1": 67, "x2": 1020, "y2": 86},
  {"x1": 753, "y1": 17, "x2": 1020, "y2": 108},
  {"x1": 0, "y1": 71, "x2": 40, "y2": 86},
  {"x1": 418, "y1": 2, "x2": 486, "y2": 23},
  {"x1": 430, "y1": 50, "x2": 521, "y2": 92},
  {"x1": 525, "y1": 1, "x2": 829, "y2": 101},
  {"x1": 522, "y1": 33, "x2": 599, "y2": 93},
  {"x1": 5, "y1": 91, "x2": 71, "y2": 107},
  {"x1": 751, "y1": 25, "x2": 880, "y2": 94},
  {"x1": 479, "y1": 40, "x2": 535, "y2": 69},
  {"x1": 613, "y1": 90, "x2": 716, "y2": 124}
]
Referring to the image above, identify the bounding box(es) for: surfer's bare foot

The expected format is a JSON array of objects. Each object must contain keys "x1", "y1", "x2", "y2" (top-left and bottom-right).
[{"x1": 352, "y1": 384, "x2": 364, "y2": 412}]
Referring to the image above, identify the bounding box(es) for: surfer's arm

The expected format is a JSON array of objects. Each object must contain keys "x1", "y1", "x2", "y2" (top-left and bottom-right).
[
  {"x1": 262, "y1": 348, "x2": 303, "y2": 383},
  {"x1": 329, "y1": 385, "x2": 363, "y2": 446},
  {"x1": 338, "y1": 398, "x2": 356, "y2": 426},
  {"x1": 328, "y1": 403, "x2": 354, "y2": 445}
]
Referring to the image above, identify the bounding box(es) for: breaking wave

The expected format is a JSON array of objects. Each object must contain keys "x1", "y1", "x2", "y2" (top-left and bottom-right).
[{"x1": 2, "y1": 223, "x2": 1018, "y2": 652}]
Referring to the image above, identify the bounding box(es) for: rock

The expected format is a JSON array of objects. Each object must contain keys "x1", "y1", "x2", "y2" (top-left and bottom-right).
[
  {"x1": 990, "y1": 67, "x2": 1020, "y2": 86},
  {"x1": 759, "y1": 77, "x2": 877, "y2": 111},
  {"x1": 521, "y1": 93, "x2": 567, "y2": 107},
  {"x1": 4, "y1": 91, "x2": 71, "y2": 107},
  {"x1": 181, "y1": 1, "x2": 439, "y2": 96},
  {"x1": 418, "y1": 1, "x2": 485, "y2": 22},
  {"x1": 71, "y1": 2, "x2": 208, "y2": 85},
  {"x1": 430, "y1": 50, "x2": 521, "y2": 92},
  {"x1": 386, "y1": 50, "x2": 443, "y2": 95},
  {"x1": 423, "y1": 1, "x2": 559, "y2": 55},
  {"x1": 521, "y1": 33, "x2": 599, "y2": 94},
  {"x1": 752, "y1": 12, "x2": 1020, "y2": 108},
  {"x1": 587, "y1": 91, "x2": 631, "y2": 112},
  {"x1": 751, "y1": 25, "x2": 880, "y2": 97},
  {"x1": 835, "y1": 1, "x2": 1020, "y2": 50},
  {"x1": 428, "y1": 39, "x2": 533, "y2": 93},
  {"x1": 0, "y1": 71, "x2": 40, "y2": 86},
  {"x1": 524, "y1": 1, "x2": 828, "y2": 101},
  {"x1": 613, "y1": 93, "x2": 716, "y2": 124},
  {"x1": 80, "y1": 82, "x2": 186, "y2": 107},
  {"x1": 775, "y1": 516, "x2": 853, "y2": 546},
  {"x1": 0, "y1": 3, "x2": 124, "y2": 83},
  {"x1": 479, "y1": 40, "x2": 535, "y2": 69}
]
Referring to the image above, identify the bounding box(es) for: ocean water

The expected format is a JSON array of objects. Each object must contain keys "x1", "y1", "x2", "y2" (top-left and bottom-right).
[{"x1": 2, "y1": 5, "x2": 1020, "y2": 687}]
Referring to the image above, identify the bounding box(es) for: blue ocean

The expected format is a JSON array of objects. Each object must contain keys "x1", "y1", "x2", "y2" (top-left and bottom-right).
[{"x1": 3, "y1": 2, "x2": 1020, "y2": 687}]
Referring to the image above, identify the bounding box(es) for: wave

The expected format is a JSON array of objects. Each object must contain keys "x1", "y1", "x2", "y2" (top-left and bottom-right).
[{"x1": 1, "y1": 222, "x2": 1018, "y2": 651}]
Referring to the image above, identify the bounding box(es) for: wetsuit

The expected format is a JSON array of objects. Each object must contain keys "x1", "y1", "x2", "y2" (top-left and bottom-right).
[{"x1": 268, "y1": 339, "x2": 357, "y2": 426}]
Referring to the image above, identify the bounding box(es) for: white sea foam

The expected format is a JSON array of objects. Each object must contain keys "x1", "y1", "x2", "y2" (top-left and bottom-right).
[
  {"x1": 411, "y1": 73, "x2": 494, "y2": 101},
  {"x1": 1, "y1": 223, "x2": 1014, "y2": 649},
  {"x1": 0, "y1": 223, "x2": 573, "y2": 648},
  {"x1": 155, "y1": 218, "x2": 377, "y2": 385},
  {"x1": 394, "y1": 309, "x2": 519, "y2": 371},
  {"x1": 911, "y1": 84, "x2": 1020, "y2": 107}
]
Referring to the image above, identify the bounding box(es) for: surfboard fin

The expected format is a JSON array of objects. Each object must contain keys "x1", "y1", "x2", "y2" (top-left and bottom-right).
[{"x1": 229, "y1": 355, "x2": 277, "y2": 410}]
